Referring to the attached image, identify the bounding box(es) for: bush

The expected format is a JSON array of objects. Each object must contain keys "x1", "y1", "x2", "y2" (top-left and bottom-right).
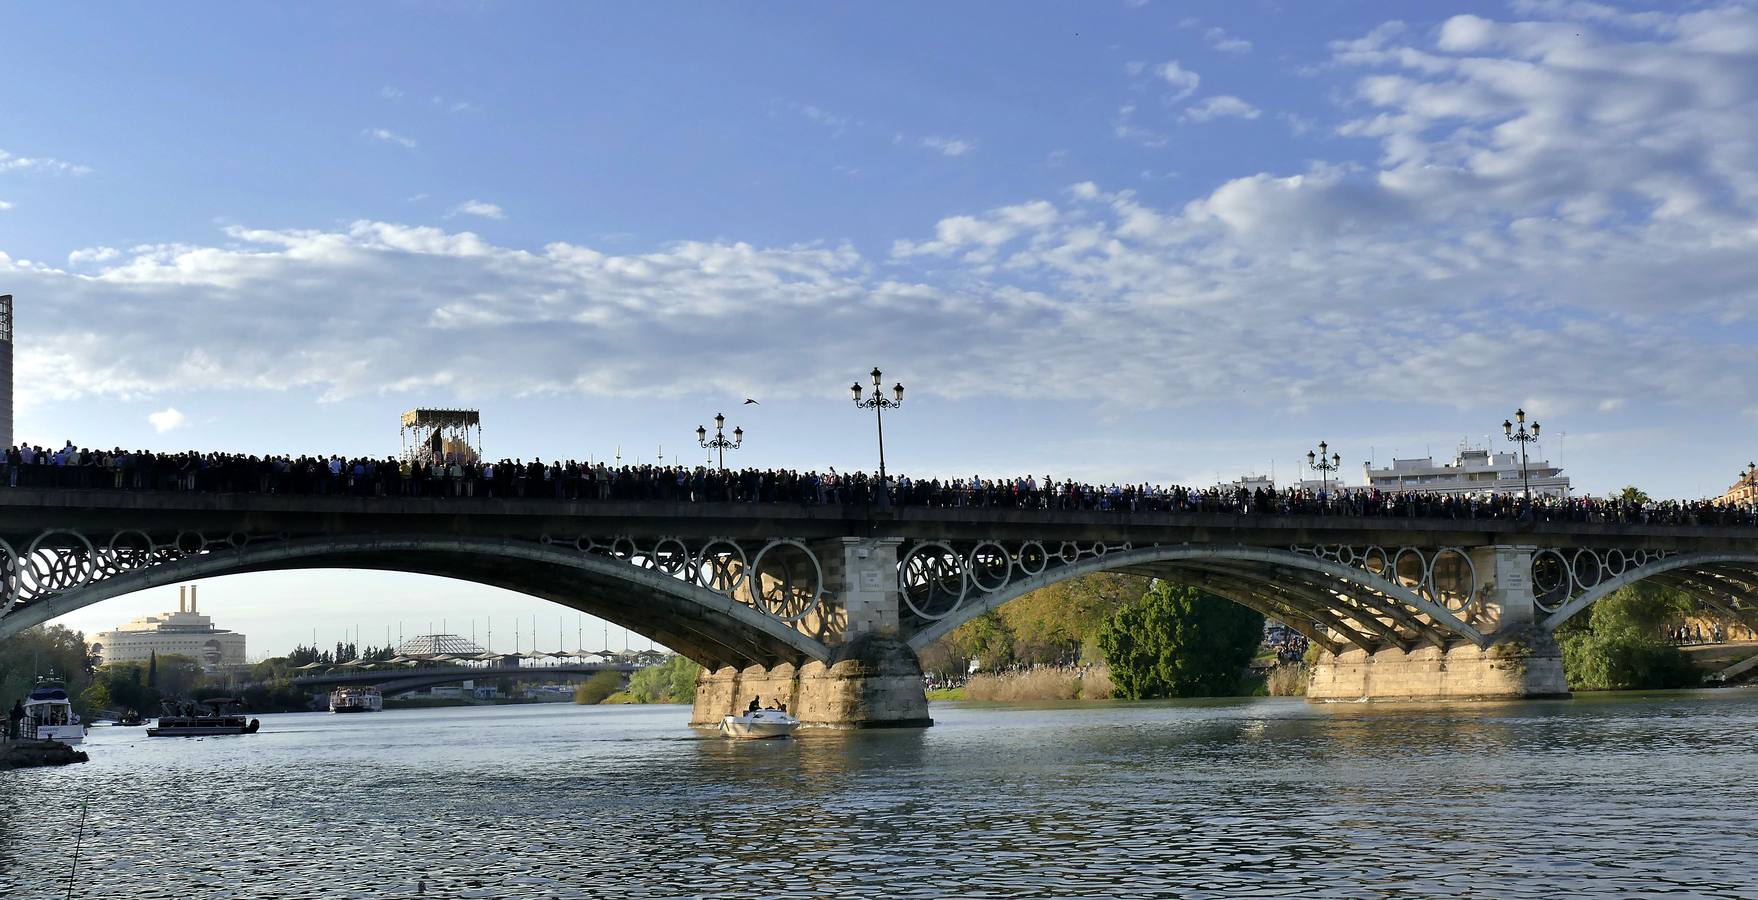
[
  {"x1": 572, "y1": 670, "x2": 623, "y2": 705},
  {"x1": 1099, "y1": 581, "x2": 1263, "y2": 699},
  {"x1": 625, "y1": 656, "x2": 702, "y2": 704},
  {"x1": 1560, "y1": 584, "x2": 1700, "y2": 691},
  {"x1": 1266, "y1": 664, "x2": 1306, "y2": 697}
]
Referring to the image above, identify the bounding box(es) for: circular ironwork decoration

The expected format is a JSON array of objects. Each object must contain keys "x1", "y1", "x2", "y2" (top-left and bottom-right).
[
  {"x1": 1531, "y1": 548, "x2": 1571, "y2": 612},
  {"x1": 1425, "y1": 547, "x2": 1478, "y2": 613},
  {"x1": 1571, "y1": 549, "x2": 1604, "y2": 592},
  {"x1": 746, "y1": 540, "x2": 825, "y2": 624},
  {"x1": 21, "y1": 530, "x2": 98, "y2": 600},
  {"x1": 1016, "y1": 541, "x2": 1048, "y2": 577},
  {"x1": 103, "y1": 530, "x2": 157, "y2": 577},
  {"x1": 648, "y1": 538, "x2": 691, "y2": 578},
  {"x1": 899, "y1": 542, "x2": 968, "y2": 621},
  {"x1": 1390, "y1": 547, "x2": 1429, "y2": 592},
  {"x1": 968, "y1": 542, "x2": 1012, "y2": 592},
  {"x1": 693, "y1": 540, "x2": 748, "y2": 595}
]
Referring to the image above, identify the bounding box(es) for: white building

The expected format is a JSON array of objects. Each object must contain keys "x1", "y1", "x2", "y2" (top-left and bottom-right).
[
  {"x1": 1362, "y1": 447, "x2": 1570, "y2": 498},
  {"x1": 90, "y1": 585, "x2": 247, "y2": 669}
]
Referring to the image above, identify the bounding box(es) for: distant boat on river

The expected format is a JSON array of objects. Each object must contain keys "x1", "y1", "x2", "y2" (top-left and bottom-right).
[
  {"x1": 148, "y1": 698, "x2": 261, "y2": 737},
  {"x1": 330, "y1": 686, "x2": 383, "y2": 713}
]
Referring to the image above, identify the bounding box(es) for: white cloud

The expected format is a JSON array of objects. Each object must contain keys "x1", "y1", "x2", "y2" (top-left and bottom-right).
[
  {"x1": 147, "y1": 408, "x2": 187, "y2": 434},
  {"x1": 3, "y1": 4, "x2": 1755, "y2": 431},
  {"x1": 67, "y1": 246, "x2": 119, "y2": 266},
  {"x1": 1183, "y1": 95, "x2": 1262, "y2": 122},
  {"x1": 0, "y1": 200, "x2": 11, "y2": 211},
  {"x1": 364, "y1": 128, "x2": 417, "y2": 149},
  {"x1": 379, "y1": 86, "x2": 405, "y2": 101},
  {"x1": 920, "y1": 136, "x2": 975, "y2": 157},
  {"x1": 1153, "y1": 61, "x2": 1201, "y2": 101},
  {"x1": 448, "y1": 200, "x2": 505, "y2": 220},
  {"x1": 1204, "y1": 27, "x2": 1252, "y2": 54},
  {"x1": 0, "y1": 149, "x2": 91, "y2": 176}
]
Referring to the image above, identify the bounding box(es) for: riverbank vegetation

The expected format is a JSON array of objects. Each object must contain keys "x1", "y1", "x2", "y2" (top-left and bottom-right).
[
  {"x1": 1557, "y1": 583, "x2": 1701, "y2": 690},
  {"x1": 595, "y1": 655, "x2": 700, "y2": 704},
  {"x1": 1100, "y1": 582, "x2": 1264, "y2": 699}
]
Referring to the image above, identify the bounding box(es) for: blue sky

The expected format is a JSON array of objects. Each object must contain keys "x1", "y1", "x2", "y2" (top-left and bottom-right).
[{"x1": 6, "y1": 1, "x2": 1758, "y2": 656}]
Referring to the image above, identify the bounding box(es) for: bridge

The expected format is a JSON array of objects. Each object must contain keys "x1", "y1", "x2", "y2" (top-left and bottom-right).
[
  {"x1": 1, "y1": 488, "x2": 1755, "y2": 725},
  {"x1": 282, "y1": 662, "x2": 640, "y2": 696}
]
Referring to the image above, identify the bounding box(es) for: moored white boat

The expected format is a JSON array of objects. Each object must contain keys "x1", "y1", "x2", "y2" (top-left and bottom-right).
[
  {"x1": 719, "y1": 709, "x2": 800, "y2": 739},
  {"x1": 22, "y1": 681, "x2": 84, "y2": 745}
]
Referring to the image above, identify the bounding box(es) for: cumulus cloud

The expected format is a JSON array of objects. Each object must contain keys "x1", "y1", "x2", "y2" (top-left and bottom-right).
[
  {"x1": 365, "y1": 128, "x2": 417, "y2": 148},
  {"x1": 1153, "y1": 61, "x2": 1201, "y2": 101},
  {"x1": 0, "y1": 149, "x2": 90, "y2": 176},
  {"x1": 1182, "y1": 95, "x2": 1262, "y2": 122},
  {"x1": 919, "y1": 136, "x2": 975, "y2": 157},
  {"x1": 147, "y1": 408, "x2": 187, "y2": 433},
  {"x1": 67, "y1": 246, "x2": 119, "y2": 266},
  {"x1": 0, "y1": 200, "x2": 11, "y2": 211},
  {"x1": 1, "y1": 4, "x2": 1754, "y2": 424},
  {"x1": 1205, "y1": 27, "x2": 1252, "y2": 54},
  {"x1": 448, "y1": 200, "x2": 505, "y2": 220}
]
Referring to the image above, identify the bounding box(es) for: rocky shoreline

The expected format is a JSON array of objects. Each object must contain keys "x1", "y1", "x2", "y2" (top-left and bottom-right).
[{"x1": 0, "y1": 739, "x2": 89, "y2": 770}]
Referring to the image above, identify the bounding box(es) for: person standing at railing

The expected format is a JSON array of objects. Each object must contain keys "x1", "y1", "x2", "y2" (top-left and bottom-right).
[{"x1": 6, "y1": 698, "x2": 22, "y2": 740}]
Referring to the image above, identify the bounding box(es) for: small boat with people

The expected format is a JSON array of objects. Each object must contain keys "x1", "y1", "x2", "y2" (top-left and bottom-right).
[
  {"x1": 19, "y1": 680, "x2": 85, "y2": 745},
  {"x1": 147, "y1": 698, "x2": 261, "y2": 737},
  {"x1": 329, "y1": 686, "x2": 383, "y2": 713},
  {"x1": 720, "y1": 698, "x2": 801, "y2": 739}
]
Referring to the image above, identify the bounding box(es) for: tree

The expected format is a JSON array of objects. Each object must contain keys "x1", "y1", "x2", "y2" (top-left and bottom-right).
[
  {"x1": 1558, "y1": 582, "x2": 1698, "y2": 690},
  {"x1": 626, "y1": 656, "x2": 701, "y2": 703},
  {"x1": 998, "y1": 573, "x2": 1149, "y2": 665},
  {"x1": 1614, "y1": 485, "x2": 1652, "y2": 505},
  {"x1": 1098, "y1": 581, "x2": 1264, "y2": 699},
  {"x1": 572, "y1": 670, "x2": 623, "y2": 705},
  {"x1": 0, "y1": 625, "x2": 96, "y2": 715}
]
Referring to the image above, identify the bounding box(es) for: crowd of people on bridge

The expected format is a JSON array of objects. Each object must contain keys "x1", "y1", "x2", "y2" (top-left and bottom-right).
[{"x1": 8, "y1": 440, "x2": 1758, "y2": 528}]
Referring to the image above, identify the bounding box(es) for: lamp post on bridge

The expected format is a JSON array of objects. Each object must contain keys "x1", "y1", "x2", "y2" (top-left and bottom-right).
[
  {"x1": 1306, "y1": 441, "x2": 1340, "y2": 493},
  {"x1": 695, "y1": 414, "x2": 743, "y2": 472},
  {"x1": 852, "y1": 367, "x2": 904, "y2": 489},
  {"x1": 1503, "y1": 408, "x2": 1541, "y2": 501}
]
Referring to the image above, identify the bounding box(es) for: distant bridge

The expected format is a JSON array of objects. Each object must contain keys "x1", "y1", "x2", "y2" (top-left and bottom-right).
[
  {"x1": 2, "y1": 488, "x2": 1756, "y2": 720},
  {"x1": 283, "y1": 662, "x2": 640, "y2": 696}
]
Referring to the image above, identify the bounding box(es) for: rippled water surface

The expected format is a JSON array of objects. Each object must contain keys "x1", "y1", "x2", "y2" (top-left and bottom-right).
[{"x1": 3, "y1": 691, "x2": 1757, "y2": 898}]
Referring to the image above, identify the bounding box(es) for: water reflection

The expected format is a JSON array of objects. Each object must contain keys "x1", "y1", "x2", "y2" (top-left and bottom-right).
[{"x1": 0, "y1": 692, "x2": 1754, "y2": 897}]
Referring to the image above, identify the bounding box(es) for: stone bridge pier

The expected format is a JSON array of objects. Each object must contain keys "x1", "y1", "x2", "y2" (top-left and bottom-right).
[
  {"x1": 691, "y1": 538, "x2": 934, "y2": 729},
  {"x1": 1305, "y1": 545, "x2": 1569, "y2": 702}
]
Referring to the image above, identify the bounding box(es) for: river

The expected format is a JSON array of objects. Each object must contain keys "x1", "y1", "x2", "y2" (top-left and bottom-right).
[{"x1": 1, "y1": 691, "x2": 1754, "y2": 898}]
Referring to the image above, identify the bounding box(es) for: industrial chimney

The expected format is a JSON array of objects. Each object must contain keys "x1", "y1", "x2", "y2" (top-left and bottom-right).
[
  {"x1": 0, "y1": 295, "x2": 12, "y2": 450},
  {"x1": 190, "y1": 584, "x2": 198, "y2": 614},
  {"x1": 179, "y1": 585, "x2": 187, "y2": 613}
]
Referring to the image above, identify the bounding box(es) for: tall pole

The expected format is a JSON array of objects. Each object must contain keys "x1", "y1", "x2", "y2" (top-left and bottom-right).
[
  {"x1": 853, "y1": 367, "x2": 905, "y2": 492},
  {"x1": 1503, "y1": 409, "x2": 1541, "y2": 502}
]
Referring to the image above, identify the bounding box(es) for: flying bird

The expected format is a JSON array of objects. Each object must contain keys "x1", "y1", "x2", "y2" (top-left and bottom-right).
[{"x1": 743, "y1": 398, "x2": 760, "y2": 405}]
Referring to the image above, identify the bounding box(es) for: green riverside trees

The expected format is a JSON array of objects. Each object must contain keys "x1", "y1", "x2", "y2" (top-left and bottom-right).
[
  {"x1": 1098, "y1": 581, "x2": 1264, "y2": 699},
  {"x1": 1558, "y1": 583, "x2": 1699, "y2": 690}
]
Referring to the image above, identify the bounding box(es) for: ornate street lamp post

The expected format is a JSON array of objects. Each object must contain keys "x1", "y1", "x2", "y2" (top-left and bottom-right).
[
  {"x1": 695, "y1": 413, "x2": 743, "y2": 472},
  {"x1": 1306, "y1": 441, "x2": 1340, "y2": 492},
  {"x1": 1502, "y1": 408, "x2": 1541, "y2": 501},
  {"x1": 852, "y1": 366, "x2": 904, "y2": 488}
]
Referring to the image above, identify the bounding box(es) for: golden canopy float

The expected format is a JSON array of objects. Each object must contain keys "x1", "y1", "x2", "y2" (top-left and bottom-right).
[{"x1": 400, "y1": 408, "x2": 482, "y2": 464}]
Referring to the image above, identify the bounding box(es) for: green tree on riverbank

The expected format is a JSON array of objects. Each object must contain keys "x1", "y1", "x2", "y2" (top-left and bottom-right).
[
  {"x1": 1558, "y1": 583, "x2": 1698, "y2": 690},
  {"x1": 0, "y1": 626, "x2": 94, "y2": 713},
  {"x1": 1099, "y1": 581, "x2": 1263, "y2": 698},
  {"x1": 621, "y1": 655, "x2": 701, "y2": 703}
]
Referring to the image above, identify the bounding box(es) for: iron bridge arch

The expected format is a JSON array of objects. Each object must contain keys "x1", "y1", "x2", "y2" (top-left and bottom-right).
[{"x1": 0, "y1": 533, "x2": 832, "y2": 672}]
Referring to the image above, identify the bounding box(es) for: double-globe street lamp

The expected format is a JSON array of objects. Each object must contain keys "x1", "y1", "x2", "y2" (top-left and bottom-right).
[
  {"x1": 1306, "y1": 441, "x2": 1340, "y2": 492},
  {"x1": 1503, "y1": 408, "x2": 1541, "y2": 501},
  {"x1": 696, "y1": 413, "x2": 743, "y2": 472},
  {"x1": 852, "y1": 367, "x2": 904, "y2": 489}
]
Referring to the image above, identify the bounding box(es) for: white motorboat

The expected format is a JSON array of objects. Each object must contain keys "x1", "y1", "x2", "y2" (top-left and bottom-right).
[
  {"x1": 719, "y1": 709, "x2": 800, "y2": 739},
  {"x1": 21, "y1": 681, "x2": 84, "y2": 745}
]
